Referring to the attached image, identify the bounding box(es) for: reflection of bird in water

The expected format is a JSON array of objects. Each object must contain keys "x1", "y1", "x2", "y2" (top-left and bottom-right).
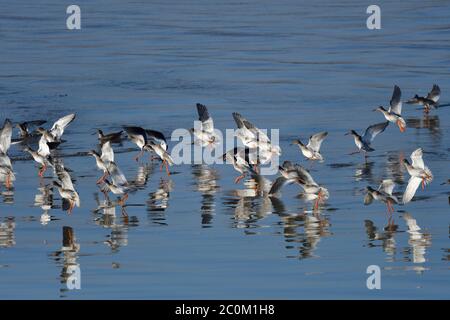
[
  {"x1": 406, "y1": 114, "x2": 441, "y2": 144},
  {"x1": 385, "y1": 151, "x2": 405, "y2": 185},
  {"x1": 147, "y1": 179, "x2": 173, "y2": 212},
  {"x1": 130, "y1": 163, "x2": 154, "y2": 189},
  {"x1": 364, "y1": 179, "x2": 399, "y2": 215},
  {"x1": 374, "y1": 85, "x2": 406, "y2": 132},
  {"x1": 354, "y1": 160, "x2": 374, "y2": 183},
  {"x1": 346, "y1": 121, "x2": 389, "y2": 159},
  {"x1": 92, "y1": 194, "x2": 138, "y2": 253},
  {"x1": 49, "y1": 226, "x2": 80, "y2": 297},
  {"x1": 0, "y1": 217, "x2": 15, "y2": 248},
  {"x1": 364, "y1": 220, "x2": 398, "y2": 261},
  {"x1": 402, "y1": 148, "x2": 433, "y2": 204},
  {"x1": 279, "y1": 211, "x2": 331, "y2": 260},
  {"x1": 34, "y1": 183, "x2": 54, "y2": 225},
  {"x1": 403, "y1": 213, "x2": 431, "y2": 264},
  {"x1": 406, "y1": 84, "x2": 440, "y2": 113},
  {"x1": 192, "y1": 165, "x2": 220, "y2": 226}
]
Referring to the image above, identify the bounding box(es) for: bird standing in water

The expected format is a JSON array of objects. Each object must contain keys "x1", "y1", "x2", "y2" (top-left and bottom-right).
[
  {"x1": 292, "y1": 131, "x2": 328, "y2": 161},
  {"x1": 53, "y1": 163, "x2": 80, "y2": 214},
  {"x1": 0, "y1": 119, "x2": 14, "y2": 188},
  {"x1": 374, "y1": 85, "x2": 406, "y2": 132},
  {"x1": 146, "y1": 140, "x2": 174, "y2": 176},
  {"x1": 88, "y1": 140, "x2": 114, "y2": 184},
  {"x1": 402, "y1": 148, "x2": 433, "y2": 204},
  {"x1": 364, "y1": 179, "x2": 399, "y2": 213},
  {"x1": 222, "y1": 147, "x2": 257, "y2": 184},
  {"x1": 406, "y1": 84, "x2": 440, "y2": 113},
  {"x1": 24, "y1": 135, "x2": 53, "y2": 177},
  {"x1": 269, "y1": 161, "x2": 329, "y2": 210}
]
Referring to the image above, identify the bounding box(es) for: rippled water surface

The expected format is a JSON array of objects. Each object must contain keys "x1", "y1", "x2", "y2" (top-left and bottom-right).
[{"x1": 0, "y1": 0, "x2": 449, "y2": 299}]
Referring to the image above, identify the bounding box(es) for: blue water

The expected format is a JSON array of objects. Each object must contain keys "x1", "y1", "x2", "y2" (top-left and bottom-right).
[{"x1": 0, "y1": 0, "x2": 449, "y2": 299}]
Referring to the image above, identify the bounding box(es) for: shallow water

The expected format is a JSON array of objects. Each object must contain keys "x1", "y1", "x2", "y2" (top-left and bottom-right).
[{"x1": 0, "y1": 0, "x2": 449, "y2": 299}]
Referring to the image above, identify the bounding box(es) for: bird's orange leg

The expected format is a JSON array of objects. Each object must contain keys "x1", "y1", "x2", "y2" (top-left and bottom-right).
[
  {"x1": 165, "y1": 161, "x2": 171, "y2": 176},
  {"x1": 397, "y1": 120, "x2": 406, "y2": 132},
  {"x1": 68, "y1": 201, "x2": 74, "y2": 215},
  {"x1": 5, "y1": 173, "x2": 11, "y2": 189},
  {"x1": 314, "y1": 192, "x2": 321, "y2": 211},
  {"x1": 234, "y1": 174, "x2": 245, "y2": 184},
  {"x1": 96, "y1": 172, "x2": 108, "y2": 184}
]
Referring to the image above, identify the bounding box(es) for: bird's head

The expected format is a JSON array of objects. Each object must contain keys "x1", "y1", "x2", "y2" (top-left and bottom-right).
[
  {"x1": 373, "y1": 106, "x2": 385, "y2": 112},
  {"x1": 291, "y1": 139, "x2": 303, "y2": 146}
]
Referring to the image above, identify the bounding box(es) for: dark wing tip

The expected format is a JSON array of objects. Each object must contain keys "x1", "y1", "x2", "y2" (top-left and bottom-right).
[{"x1": 196, "y1": 103, "x2": 210, "y2": 122}]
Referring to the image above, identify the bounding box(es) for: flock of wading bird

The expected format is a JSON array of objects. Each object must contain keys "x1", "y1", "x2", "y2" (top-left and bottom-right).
[{"x1": 0, "y1": 84, "x2": 442, "y2": 216}]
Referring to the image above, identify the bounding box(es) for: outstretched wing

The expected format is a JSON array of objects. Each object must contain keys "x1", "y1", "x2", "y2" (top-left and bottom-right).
[
  {"x1": 57, "y1": 168, "x2": 75, "y2": 192},
  {"x1": 426, "y1": 84, "x2": 440, "y2": 103},
  {"x1": 295, "y1": 165, "x2": 316, "y2": 186},
  {"x1": 196, "y1": 103, "x2": 214, "y2": 134},
  {"x1": 101, "y1": 141, "x2": 114, "y2": 163},
  {"x1": 232, "y1": 112, "x2": 246, "y2": 129},
  {"x1": 307, "y1": 131, "x2": 328, "y2": 152},
  {"x1": 108, "y1": 162, "x2": 128, "y2": 186},
  {"x1": 364, "y1": 192, "x2": 374, "y2": 205},
  {"x1": 50, "y1": 113, "x2": 76, "y2": 140},
  {"x1": 402, "y1": 176, "x2": 421, "y2": 204},
  {"x1": 389, "y1": 85, "x2": 402, "y2": 115},
  {"x1": 0, "y1": 119, "x2": 13, "y2": 154},
  {"x1": 362, "y1": 121, "x2": 389, "y2": 144},
  {"x1": 410, "y1": 148, "x2": 424, "y2": 169},
  {"x1": 243, "y1": 119, "x2": 270, "y2": 144},
  {"x1": 378, "y1": 179, "x2": 395, "y2": 195}
]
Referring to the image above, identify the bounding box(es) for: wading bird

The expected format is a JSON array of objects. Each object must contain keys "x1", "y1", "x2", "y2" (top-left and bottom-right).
[
  {"x1": 53, "y1": 163, "x2": 80, "y2": 214},
  {"x1": 364, "y1": 179, "x2": 399, "y2": 213},
  {"x1": 23, "y1": 135, "x2": 53, "y2": 177},
  {"x1": 269, "y1": 161, "x2": 329, "y2": 210},
  {"x1": 88, "y1": 141, "x2": 114, "y2": 184},
  {"x1": 222, "y1": 147, "x2": 257, "y2": 184}
]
